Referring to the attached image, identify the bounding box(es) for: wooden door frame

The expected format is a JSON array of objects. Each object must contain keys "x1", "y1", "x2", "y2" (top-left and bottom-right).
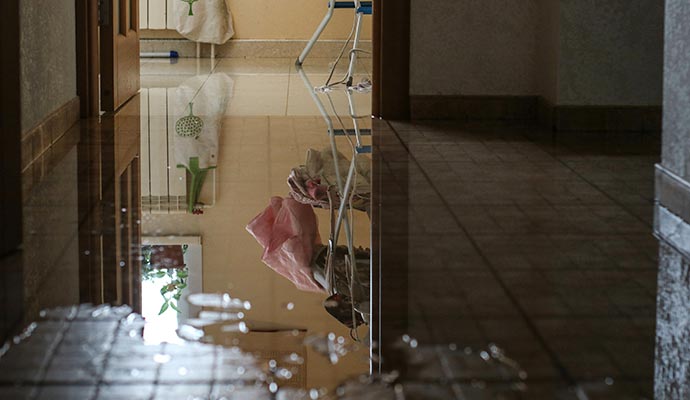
[
  {"x1": 100, "y1": 0, "x2": 141, "y2": 112},
  {"x1": 76, "y1": 0, "x2": 100, "y2": 118},
  {"x1": 372, "y1": 0, "x2": 411, "y2": 120},
  {"x1": 0, "y1": 0, "x2": 22, "y2": 257}
]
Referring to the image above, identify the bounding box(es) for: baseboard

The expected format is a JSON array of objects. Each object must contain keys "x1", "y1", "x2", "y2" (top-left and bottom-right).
[
  {"x1": 411, "y1": 94, "x2": 662, "y2": 132},
  {"x1": 20, "y1": 97, "x2": 80, "y2": 198},
  {"x1": 537, "y1": 96, "x2": 554, "y2": 130},
  {"x1": 140, "y1": 38, "x2": 373, "y2": 59},
  {"x1": 410, "y1": 95, "x2": 538, "y2": 121},
  {"x1": 539, "y1": 98, "x2": 661, "y2": 132},
  {"x1": 140, "y1": 29, "x2": 185, "y2": 39}
]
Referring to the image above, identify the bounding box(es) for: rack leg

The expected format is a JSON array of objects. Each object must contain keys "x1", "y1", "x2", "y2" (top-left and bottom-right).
[
  {"x1": 297, "y1": 1, "x2": 335, "y2": 65},
  {"x1": 347, "y1": 11, "x2": 364, "y2": 86}
]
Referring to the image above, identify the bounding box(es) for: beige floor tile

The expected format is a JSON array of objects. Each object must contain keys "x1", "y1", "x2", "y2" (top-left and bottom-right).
[
  {"x1": 141, "y1": 58, "x2": 219, "y2": 77},
  {"x1": 287, "y1": 73, "x2": 372, "y2": 116},
  {"x1": 214, "y1": 57, "x2": 292, "y2": 75},
  {"x1": 224, "y1": 75, "x2": 290, "y2": 116}
]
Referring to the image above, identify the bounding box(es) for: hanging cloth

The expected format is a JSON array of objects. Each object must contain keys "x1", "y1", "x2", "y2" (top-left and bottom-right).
[
  {"x1": 173, "y1": 0, "x2": 235, "y2": 45},
  {"x1": 173, "y1": 72, "x2": 233, "y2": 170},
  {"x1": 172, "y1": 73, "x2": 233, "y2": 211},
  {"x1": 288, "y1": 148, "x2": 371, "y2": 212}
]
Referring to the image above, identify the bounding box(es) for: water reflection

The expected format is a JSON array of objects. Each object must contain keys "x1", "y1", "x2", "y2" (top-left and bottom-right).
[
  {"x1": 141, "y1": 240, "x2": 202, "y2": 344},
  {"x1": 137, "y1": 61, "x2": 373, "y2": 390},
  {"x1": 140, "y1": 71, "x2": 231, "y2": 214},
  {"x1": 3, "y1": 57, "x2": 660, "y2": 399}
]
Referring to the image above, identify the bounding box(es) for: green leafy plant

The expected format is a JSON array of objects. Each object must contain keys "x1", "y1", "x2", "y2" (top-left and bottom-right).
[
  {"x1": 158, "y1": 268, "x2": 188, "y2": 314},
  {"x1": 178, "y1": 157, "x2": 216, "y2": 214},
  {"x1": 142, "y1": 245, "x2": 190, "y2": 314}
]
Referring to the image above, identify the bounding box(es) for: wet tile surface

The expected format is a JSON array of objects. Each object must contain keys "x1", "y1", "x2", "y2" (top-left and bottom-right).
[
  {"x1": 374, "y1": 121, "x2": 659, "y2": 399},
  {"x1": 1, "y1": 57, "x2": 662, "y2": 399}
]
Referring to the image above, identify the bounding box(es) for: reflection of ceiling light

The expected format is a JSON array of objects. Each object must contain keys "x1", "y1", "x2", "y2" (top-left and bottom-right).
[
  {"x1": 220, "y1": 321, "x2": 249, "y2": 334},
  {"x1": 198, "y1": 310, "x2": 243, "y2": 322},
  {"x1": 187, "y1": 293, "x2": 251, "y2": 310},
  {"x1": 153, "y1": 353, "x2": 171, "y2": 364},
  {"x1": 177, "y1": 324, "x2": 205, "y2": 341}
]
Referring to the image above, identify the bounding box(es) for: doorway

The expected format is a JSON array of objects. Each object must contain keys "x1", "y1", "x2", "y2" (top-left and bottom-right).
[{"x1": 75, "y1": 0, "x2": 410, "y2": 119}]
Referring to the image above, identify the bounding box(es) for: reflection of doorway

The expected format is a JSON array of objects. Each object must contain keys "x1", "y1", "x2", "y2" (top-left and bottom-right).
[
  {"x1": 0, "y1": 0, "x2": 21, "y2": 256},
  {"x1": 140, "y1": 236, "x2": 202, "y2": 344},
  {"x1": 76, "y1": 0, "x2": 140, "y2": 115},
  {"x1": 77, "y1": 97, "x2": 143, "y2": 310}
]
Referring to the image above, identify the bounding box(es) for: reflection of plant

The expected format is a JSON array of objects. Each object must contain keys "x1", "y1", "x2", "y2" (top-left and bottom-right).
[
  {"x1": 158, "y1": 268, "x2": 188, "y2": 314},
  {"x1": 178, "y1": 157, "x2": 215, "y2": 214},
  {"x1": 142, "y1": 245, "x2": 190, "y2": 314},
  {"x1": 180, "y1": 0, "x2": 199, "y2": 16}
]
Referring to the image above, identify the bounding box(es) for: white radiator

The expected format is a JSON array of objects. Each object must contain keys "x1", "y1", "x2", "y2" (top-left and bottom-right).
[{"x1": 140, "y1": 0, "x2": 177, "y2": 30}]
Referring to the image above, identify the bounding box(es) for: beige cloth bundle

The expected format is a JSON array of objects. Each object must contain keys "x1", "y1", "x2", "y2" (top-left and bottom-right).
[{"x1": 173, "y1": 0, "x2": 235, "y2": 45}]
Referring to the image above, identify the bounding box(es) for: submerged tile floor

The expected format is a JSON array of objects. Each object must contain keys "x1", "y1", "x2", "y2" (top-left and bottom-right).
[
  {"x1": 1, "y1": 57, "x2": 662, "y2": 399},
  {"x1": 374, "y1": 121, "x2": 659, "y2": 399}
]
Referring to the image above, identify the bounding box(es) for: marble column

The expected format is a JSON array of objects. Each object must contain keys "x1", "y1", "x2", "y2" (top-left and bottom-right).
[{"x1": 654, "y1": 1, "x2": 690, "y2": 398}]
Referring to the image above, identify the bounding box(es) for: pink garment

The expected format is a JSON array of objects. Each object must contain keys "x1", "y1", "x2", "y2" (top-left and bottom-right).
[
  {"x1": 246, "y1": 197, "x2": 325, "y2": 293},
  {"x1": 306, "y1": 178, "x2": 328, "y2": 202}
]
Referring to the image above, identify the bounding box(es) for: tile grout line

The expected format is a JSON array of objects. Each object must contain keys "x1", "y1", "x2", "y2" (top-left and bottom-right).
[
  {"x1": 384, "y1": 121, "x2": 577, "y2": 387},
  {"x1": 29, "y1": 306, "x2": 78, "y2": 399},
  {"x1": 89, "y1": 316, "x2": 125, "y2": 400},
  {"x1": 519, "y1": 131, "x2": 659, "y2": 389},
  {"x1": 523, "y1": 132, "x2": 655, "y2": 231}
]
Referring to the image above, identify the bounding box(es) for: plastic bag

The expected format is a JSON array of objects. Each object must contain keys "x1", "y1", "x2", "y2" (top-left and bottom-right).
[{"x1": 246, "y1": 197, "x2": 325, "y2": 293}]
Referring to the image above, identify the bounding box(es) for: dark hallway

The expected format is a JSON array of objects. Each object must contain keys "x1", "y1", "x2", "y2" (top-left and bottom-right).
[{"x1": 1, "y1": 0, "x2": 690, "y2": 399}]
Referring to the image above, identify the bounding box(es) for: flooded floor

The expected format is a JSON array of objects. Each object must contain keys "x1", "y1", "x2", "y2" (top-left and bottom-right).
[{"x1": 0, "y1": 57, "x2": 660, "y2": 399}]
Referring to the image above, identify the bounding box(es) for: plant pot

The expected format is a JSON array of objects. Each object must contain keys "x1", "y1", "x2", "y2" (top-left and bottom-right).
[{"x1": 149, "y1": 245, "x2": 186, "y2": 270}]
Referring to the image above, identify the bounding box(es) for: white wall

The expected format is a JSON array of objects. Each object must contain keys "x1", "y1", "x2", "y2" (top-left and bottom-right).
[
  {"x1": 410, "y1": 0, "x2": 665, "y2": 106},
  {"x1": 557, "y1": 0, "x2": 664, "y2": 106},
  {"x1": 410, "y1": 0, "x2": 540, "y2": 96},
  {"x1": 536, "y1": 0, "x2": 560, "y2": 104}
]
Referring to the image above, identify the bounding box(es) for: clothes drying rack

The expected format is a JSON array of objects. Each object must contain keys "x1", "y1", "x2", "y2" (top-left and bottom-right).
[{"x1": 296, "y1": 0, "x2": 373, "y2": 87}]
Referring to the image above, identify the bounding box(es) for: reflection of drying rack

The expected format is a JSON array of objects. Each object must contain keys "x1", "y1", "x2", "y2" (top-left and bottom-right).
[
  {"x1": 296, "y1": 66, "x2": 368, "y2": 252},
  {"x1": 296, "y1": 67, "x2": 371, "y2": 338}
]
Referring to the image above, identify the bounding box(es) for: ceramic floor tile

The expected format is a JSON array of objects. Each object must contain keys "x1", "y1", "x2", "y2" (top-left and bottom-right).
[
  {"x1": 286, "y1": 73, "x2": 372, "y2": 116},
  {"x1": 214, "y1": 57, "x2": 292, "y2": 75},
  {"x1": 141, "y1": 58, "x2": 220, "y2": 77},
  {"x1": 6, "y1": 55, "x2": 666, "y2": 399},
  {"x1": 224, "y1": 75, "x2": 289, "y2": 116}
]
